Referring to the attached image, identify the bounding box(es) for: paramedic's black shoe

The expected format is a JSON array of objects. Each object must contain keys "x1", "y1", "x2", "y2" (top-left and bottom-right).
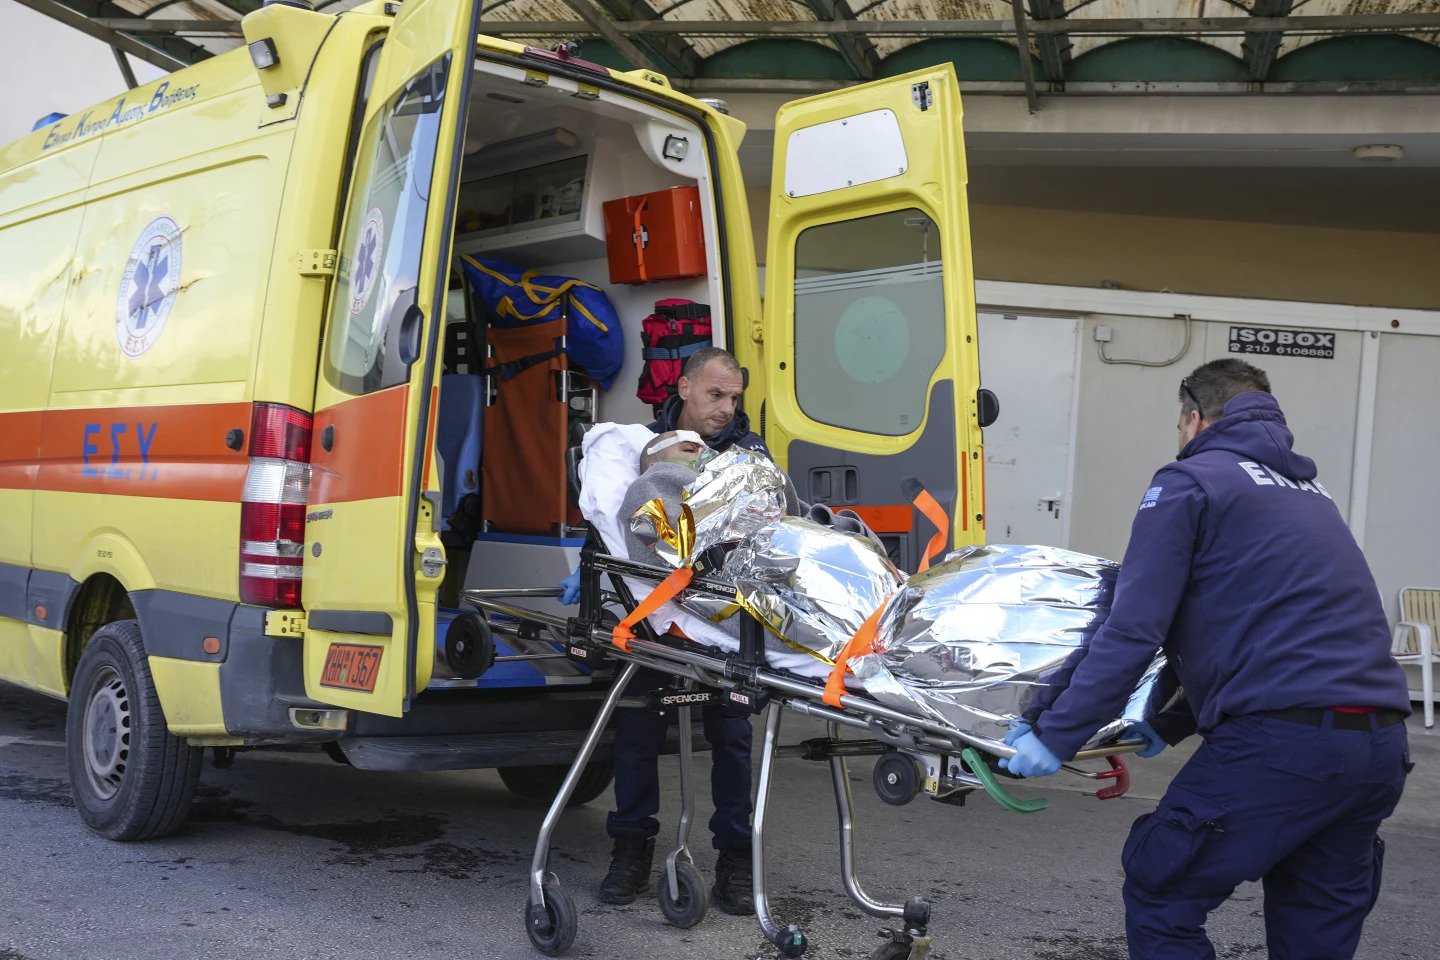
[
  {"x1": 713, "y1": 845, "x2": 756, "y2": 915},
  {"x1": 598, "y1": 831, "x2": 655, "y2": 905}
]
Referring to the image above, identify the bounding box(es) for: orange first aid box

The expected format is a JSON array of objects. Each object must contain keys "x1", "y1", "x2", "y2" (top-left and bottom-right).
[{"x1": 602, "y1": 186, "x2": 707, "y2": 284}]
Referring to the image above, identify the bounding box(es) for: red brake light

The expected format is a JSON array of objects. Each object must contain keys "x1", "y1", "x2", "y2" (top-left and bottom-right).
[
  {"x1": 240, "y1": 402, "x2": 313, "y2": 609},
  {"x1": 249, "y1": 403, "x2": 313, "y2": 462}
]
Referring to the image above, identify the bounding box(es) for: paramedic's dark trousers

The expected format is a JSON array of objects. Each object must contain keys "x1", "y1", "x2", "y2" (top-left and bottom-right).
[
  {"x1": 606, "y1": 667, "x2": 754, "y2": 850},
  {"x1": 1122, "y1": 712, "x2": 1411, "y2": 960}
]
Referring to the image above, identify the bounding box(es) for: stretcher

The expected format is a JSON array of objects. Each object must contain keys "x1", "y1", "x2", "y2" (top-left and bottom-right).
[{"x1": 463, "y1": 531, "x2": 1146, "y2": 959}]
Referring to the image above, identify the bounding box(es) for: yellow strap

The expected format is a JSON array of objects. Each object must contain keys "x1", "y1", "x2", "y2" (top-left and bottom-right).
[{"x1": 460, "y1": 254, "x2": 609, "y2": 333}]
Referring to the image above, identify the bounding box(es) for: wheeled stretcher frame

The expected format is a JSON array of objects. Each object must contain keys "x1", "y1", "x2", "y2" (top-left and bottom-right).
[{"x1": 464, "y1": 535, "x2": 1143, "y2": 960}]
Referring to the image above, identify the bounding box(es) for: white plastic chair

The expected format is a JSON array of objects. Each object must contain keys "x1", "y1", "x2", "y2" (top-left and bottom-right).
[{"x1": 1392, "y1": 587, "x2": 1438, "y2": 729}]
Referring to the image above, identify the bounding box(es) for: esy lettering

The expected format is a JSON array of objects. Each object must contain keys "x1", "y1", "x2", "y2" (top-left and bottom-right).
[{"x1": 82, "y1": 422, "x2": 159, "y2": 480}]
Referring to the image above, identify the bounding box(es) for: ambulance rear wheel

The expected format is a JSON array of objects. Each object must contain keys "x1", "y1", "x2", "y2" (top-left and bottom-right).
[
  {"x1": 65, "y1": 619, "x2": 203, "y2": 841},
  {"x1": 499, "y1": 760, "x2": 614, "y2": 808},
  {"x1": 526, "y1": 881, "x2": 578, "y2": 956}
]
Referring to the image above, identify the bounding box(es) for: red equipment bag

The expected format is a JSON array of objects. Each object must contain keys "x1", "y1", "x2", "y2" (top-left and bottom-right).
[{"x1": 637, "y1": 299, "x2": 712, "y2": 414}]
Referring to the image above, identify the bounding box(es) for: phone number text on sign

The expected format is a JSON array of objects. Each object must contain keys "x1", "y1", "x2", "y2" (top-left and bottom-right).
[{"x1": 1228, "y1": 325, "x2": 1335, "y2": 360}]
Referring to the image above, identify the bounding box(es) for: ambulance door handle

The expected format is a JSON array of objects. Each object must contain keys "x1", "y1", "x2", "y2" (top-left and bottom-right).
[
  {"x1": 321, "y1": 425, "x2": 335, "y2": 452},
  {"x1": 398, "y1": 303, "x2": 424, "y2": 366}
]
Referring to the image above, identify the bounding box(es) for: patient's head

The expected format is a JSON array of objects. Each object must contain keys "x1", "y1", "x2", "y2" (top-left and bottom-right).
[{"x1": 640, "y1": 430, "x2": 709, "y2": 473}]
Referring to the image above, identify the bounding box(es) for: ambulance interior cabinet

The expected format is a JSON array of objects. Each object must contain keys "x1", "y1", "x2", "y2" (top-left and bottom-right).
[{"x1": 454, "y1": 152, "x2": 605, "y2": 265}]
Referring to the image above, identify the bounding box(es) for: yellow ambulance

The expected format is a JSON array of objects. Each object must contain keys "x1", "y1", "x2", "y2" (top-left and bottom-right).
[{"x1": 0, "y1": 0, "x2": 985, "y2": 840}]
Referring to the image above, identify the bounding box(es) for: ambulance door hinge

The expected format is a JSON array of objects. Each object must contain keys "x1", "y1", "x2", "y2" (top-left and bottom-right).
[
  {"x1": 265, "y1": 609, "x2": 307, "y2": 638},
  {"x1": 911, "y1": 81, "x2": 932, "y2": 112},
  {"x1": 419, "y1": 546, "x2": 447, "y2": 579},
  {"x1": 298, "y1": 248, "x2": 338, "y2": 278},
  {"x1": 750, "y1": 319, "x2": 764, "y2": 343}
]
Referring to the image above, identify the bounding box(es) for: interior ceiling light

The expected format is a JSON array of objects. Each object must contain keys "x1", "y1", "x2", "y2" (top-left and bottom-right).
[{"x1": 1353, "y1": 144, "x2": 1404, "y2": 162}]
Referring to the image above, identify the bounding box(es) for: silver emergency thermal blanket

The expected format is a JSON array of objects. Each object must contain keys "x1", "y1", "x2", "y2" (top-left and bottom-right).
[
  {"x1": 851, "y1": 544, "x2": 1172, "y2": 750},
  {"x1": 722, "y1": 516, "x2": 905, "y2": 664},
  {"x1": 621, "y1": 449, "x2": 1168, "y2": 747}
]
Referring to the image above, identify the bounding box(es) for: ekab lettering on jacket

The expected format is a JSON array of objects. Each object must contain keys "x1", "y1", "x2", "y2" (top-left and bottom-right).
[{"x1": 1236, "y1": 461, "x2": 1331, "y2": 498}]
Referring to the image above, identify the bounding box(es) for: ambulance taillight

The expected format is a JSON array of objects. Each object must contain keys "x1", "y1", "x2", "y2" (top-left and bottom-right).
[{"x1": 240, "y1": 403, "x2": 313, "y2": 607}]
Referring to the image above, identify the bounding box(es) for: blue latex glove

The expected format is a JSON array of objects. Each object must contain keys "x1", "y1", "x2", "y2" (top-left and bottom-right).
[
  {"x1": 1127, "y1": 720, "x2": 1166, "y2": 758},
  {"x1": 997, "y1": 730, "x2": 1062, "y2": 779},
  {"x1": 557, "y1": 569, "x2": 581, "y2": 606},
  {"x1": 1004, "y1": 720, "x2": 1033, "y2": 746}
]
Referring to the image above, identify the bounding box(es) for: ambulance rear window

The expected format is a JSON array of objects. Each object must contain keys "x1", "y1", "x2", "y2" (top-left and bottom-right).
[{"x1": 323, "y1": 54, "x2": 451, "y2": 395}]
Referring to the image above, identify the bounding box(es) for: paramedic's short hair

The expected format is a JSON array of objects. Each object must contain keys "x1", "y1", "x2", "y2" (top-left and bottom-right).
[
  {"x1": 682, "y1": 347, "x2": 741, "y2": 381},
  {"x1": 1179, "y1": 358, "x2": 1271, "y2": 421}
]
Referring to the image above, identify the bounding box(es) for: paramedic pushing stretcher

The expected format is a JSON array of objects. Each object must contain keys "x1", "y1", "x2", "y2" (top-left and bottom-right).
[
  {"x1": 559, "y1": 348, "x2": 765, "y2": 914},
  {"x1": 1001, "y1": 359, "x2": 1412, "y2": 959}
]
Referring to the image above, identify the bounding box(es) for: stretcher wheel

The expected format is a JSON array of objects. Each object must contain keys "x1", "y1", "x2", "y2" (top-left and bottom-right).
[
  {"x1": 658, "y1": 861, "x2": 708, "y2": 928},
  {"x1": 872, "y1": 753, "x2": 921, "y2": 807},
  {"x1": 776, "y1": 925, "x2": 808, "y2": 958},
  {"x1": 526, "y1": 881, "x2": 577, "y2": 956},
  {"x1": 868, "y1": 941, "x2": 911, "y2": 960}
]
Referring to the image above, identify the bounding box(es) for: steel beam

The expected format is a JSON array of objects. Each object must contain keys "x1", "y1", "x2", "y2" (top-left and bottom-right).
[
  {"x1": 578, "y1": 0, "x2": 702, "y2": 77},
  {"x1": 800, "y1": 0, "x2": 881, "y2": 81},
  {"x1": 432, "y1": 13, "x2": 1440, "y2": 35},
  {"x1": 1027, "y1": 0, "x2": 1071, "y2": 84},
  {"x1": 92, "y1": 17, "x2": 242, "y2": 33},
  {"x1": 1243, "y1": 0, "x2": 1294, "y2": 82},
  {"x1": 1009, "y1": 0, "x2": 1039, "y2": 112},
  {"x1": 112, "y1": 45, "x2": 139, "y2": 88},
  {"x1": 15, "y1": 0, "x2": 197, "y2": 71},
  {"x1": 86, "y1": 12, "x2": 1440, "y2": 37},
  {"x1": 557, "y1": 0, "x2": 665, "y2": 72}
]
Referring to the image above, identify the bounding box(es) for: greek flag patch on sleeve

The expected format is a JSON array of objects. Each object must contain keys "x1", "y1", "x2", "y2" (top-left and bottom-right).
[{"x1": 1139, "y1": 486, "x2": 1164, "y2": 510}]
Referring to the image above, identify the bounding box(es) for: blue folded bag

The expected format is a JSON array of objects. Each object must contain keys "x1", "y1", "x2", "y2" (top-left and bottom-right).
[{"x1": 460, "y1": 254, "x2": 624, "y2": 390}]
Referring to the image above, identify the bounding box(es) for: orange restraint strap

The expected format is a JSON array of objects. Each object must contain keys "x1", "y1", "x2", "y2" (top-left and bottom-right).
[
  {"x1": 905, "y1": 476, "x2": 950, "y2": 572},
  {"x1": 823, "y1": 599, "x2": 889, "y2": 708},
  {"x1": 612, "y1": 567, "x2": 695, "y2": 652}
]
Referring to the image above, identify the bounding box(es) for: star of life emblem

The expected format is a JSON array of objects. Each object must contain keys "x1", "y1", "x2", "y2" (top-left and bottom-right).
[
  {"x1": 349, "y1": 206, "x2": 385, "y2": 316},
  {"x1": 115, "y1": 215, "x2": 183, "y2": 359}
]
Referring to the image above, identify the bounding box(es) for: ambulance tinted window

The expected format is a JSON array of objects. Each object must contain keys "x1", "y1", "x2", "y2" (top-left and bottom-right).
[
  {"x1": 792, "y1": 209, "x2": 945, "y2": 436},
  {"x1": 324, "y1": 55, "x2": 450, "y2": 395}
]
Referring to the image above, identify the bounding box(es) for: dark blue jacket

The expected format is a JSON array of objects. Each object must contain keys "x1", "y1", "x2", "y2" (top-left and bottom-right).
[
  {"x1": 1036, "y1": 391, "x2": 1409, "y2": 761},
  {"x1": 649, "y1": 394, "x2": 770, "y2": 457}
]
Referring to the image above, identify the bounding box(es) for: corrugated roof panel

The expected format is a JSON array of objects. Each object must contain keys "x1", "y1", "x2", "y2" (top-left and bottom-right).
[
  {"x1": 1281, "y1": 0, "x2": 1440, "y2": 53},
  {"x1": 668, "y1": 0, "x2": 817, "y2": 59},
  {"x1": 864, "y1": 0, "x2": 1012, "y2": 59},
  {"x1": 1066, "y1": 0, "x2": 1248, "y2": 60}
]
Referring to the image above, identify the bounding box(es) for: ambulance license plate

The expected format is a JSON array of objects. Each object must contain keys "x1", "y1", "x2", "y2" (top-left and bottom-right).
[{"x1": 320, "y1": 643, "x2": 383, "y2": 692}]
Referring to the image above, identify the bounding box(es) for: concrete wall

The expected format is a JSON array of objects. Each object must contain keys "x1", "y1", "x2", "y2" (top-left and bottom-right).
[{"x1": 969, "y1": 203, "x2": 1440, "y2": 311}]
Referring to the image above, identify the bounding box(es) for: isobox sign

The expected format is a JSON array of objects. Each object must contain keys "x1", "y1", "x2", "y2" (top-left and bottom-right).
[{"x1": 1228, "y1": 325, "x2": 1335, "y2": 360}]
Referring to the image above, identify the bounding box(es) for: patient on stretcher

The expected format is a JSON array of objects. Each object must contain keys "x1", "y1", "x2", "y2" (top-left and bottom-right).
[{"x1": 579, "y1": 423, "x2": 1170, "y2": 750}]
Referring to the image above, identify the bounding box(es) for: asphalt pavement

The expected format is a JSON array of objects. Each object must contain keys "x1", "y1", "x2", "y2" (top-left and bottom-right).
[{"x1": 1, "y1": 683, "x2": 1435, "y2": 960}]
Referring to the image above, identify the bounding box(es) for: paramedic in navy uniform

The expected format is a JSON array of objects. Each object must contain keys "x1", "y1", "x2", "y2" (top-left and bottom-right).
[
  {"x1": 559, "y1": 347, "x2": 765, "y2": 914},
  {"x1": 1001, "y1": 358, "x2": 1412, "y2": 959}
]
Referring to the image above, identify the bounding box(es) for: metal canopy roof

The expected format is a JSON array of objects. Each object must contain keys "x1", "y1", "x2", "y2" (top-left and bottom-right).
[{"x1": 15, "y1": 0, "x2": 1440, "y2": 102}]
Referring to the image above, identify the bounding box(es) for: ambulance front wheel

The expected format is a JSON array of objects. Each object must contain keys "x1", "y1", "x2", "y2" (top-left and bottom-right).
[
  {"x1": 65, "y1": 619, "x2": 203, "y2": 841},
  {"x1": 526, "y1": 881, "x2": 578, "y2": 956}
]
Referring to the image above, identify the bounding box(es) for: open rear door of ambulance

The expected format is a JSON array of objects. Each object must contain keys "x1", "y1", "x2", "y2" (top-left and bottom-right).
[
  {"x1": 301, "y1": 0, "x2": 479, "y2": 717},
  {"x1": 762, "y1": 65, "x2": 986, "y2": 572}
]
